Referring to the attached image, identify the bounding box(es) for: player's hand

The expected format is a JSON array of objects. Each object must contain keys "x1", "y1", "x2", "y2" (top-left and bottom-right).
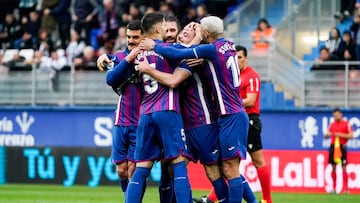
[
  {"x1": 96, "y1": 54, "x2": 112, "y2": 71},
  {"x1": 126, "y1": 47, "x2": 142, "y2": 62},
  {"x1": 135, "y1": 55, "x2": 151, "y2": 74},
  {"x1": 139, "y1": 38, "x2": 155, "y2": 51},
  {"x1": 186, "y1": 58, "x2": 204, "y2": 68}
]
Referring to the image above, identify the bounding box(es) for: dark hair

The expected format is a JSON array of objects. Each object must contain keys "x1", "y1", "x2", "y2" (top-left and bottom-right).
[
  {"x1": 127, "y1": 20, "x2": 142, "y2": 32},
  {"x1": 141, "y1": 12, "x2": 165, "y2": 34},
  {"x1": 330, "y1": 27, "x2": 341, "y2": 39},
  {"x1": 319, "y1": 46, "x2": 329, "y2": 53},
  {"x1": 235, "y1": 45, "x2": 247, "y2": 57},
  {"x1": 333, "y1": 107, "x2": 342, "y2": 113},
  {"x1": 165, "y1": 15, "x2": 181, "y2": 31},
  {"x1": 256, "y1": 18, "x2": 271, "y2": 31}
]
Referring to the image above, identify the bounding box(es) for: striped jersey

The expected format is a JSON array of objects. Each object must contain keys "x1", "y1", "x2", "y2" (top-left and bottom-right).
[
  {"x1": 154, "y1": 38, "x2": 245, "y2": 116},
  {"x1": 106, "y1": 50, "x2": 141, "y2": 126},
  {"x1": 138, "y1": 39, "x2": 181, "y2": 115},
  {"x1": 173, "y1": 45, "x2": 217, "y2": 130}
]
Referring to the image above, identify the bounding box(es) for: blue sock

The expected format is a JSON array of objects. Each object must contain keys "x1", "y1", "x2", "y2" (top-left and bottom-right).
[
  {"x1": 172, "y1": 161, "x2": 192, "y2": 203},
  {"x1": 126, "y1": 167, "x2": 151, "y2": 203},
  {"x1": 211, "y1": 177, "x2": 228, "y2": 203},
  {"x1": 159, "y1": 162, "x2": 174, "y2": 203},
  {"x1": 241, "y1": 175, "x2": 257, "y2": 203},
  {"x1": 228, "y1": 177, "x2": 243, "y2": 203},
  {"x1": 120, "y1": 178, "x2": 129, "y2": 192}
]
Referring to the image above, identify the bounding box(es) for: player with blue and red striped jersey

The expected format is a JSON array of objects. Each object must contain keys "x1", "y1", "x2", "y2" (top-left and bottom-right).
[
  {"x1": 139, "y1": 16, "x2": 249, "y2": 203},
  {"x1": 126, "y1": 12, "x2": 192, "y2": 203},
  {"x1": 136, "y1": 22, "x2": 229, "y2": 203},
  {"x1": 96, "y1": 20, "x2": 143, "y2": 197}
]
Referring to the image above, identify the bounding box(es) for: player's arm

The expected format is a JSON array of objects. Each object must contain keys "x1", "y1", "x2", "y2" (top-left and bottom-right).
[
  {"x1": 153, "y1": 43, "x2": 217, "y2": 60},
  {"x1": 106, "y1": 47, "x2": 142, "y2": 86},
  {"x1": 136, "y1": 56, "x2": 191, "y2": 88}
]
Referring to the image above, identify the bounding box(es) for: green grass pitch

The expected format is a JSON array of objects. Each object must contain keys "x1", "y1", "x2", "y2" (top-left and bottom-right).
[{"x1": 0, "y1": 184, "x2": 360, "y2": 203}]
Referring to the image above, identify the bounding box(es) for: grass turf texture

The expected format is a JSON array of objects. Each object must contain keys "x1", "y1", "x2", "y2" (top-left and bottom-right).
[{"x1": 1, "y1": 184, "x2": 360, "y2": 203}]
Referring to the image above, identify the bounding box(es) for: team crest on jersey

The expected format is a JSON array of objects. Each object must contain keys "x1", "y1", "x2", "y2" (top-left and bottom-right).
[{"x1": 298, "y1": 116, "x2": 319, "y2": 148}]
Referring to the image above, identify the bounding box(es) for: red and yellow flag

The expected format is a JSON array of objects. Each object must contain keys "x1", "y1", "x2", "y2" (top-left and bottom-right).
[{"x1": 333, "y1": 136, "x2": 342, "y2": 164}]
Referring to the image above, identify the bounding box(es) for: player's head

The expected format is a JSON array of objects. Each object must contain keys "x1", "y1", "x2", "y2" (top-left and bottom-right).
[
  {"x1": 177, "y1": 23, "x2": 196, "y2": 44},
  {"x1": 332, "y1": 108, "x2": 343, "y2": 121},
  {"x1": 165, "y1": 15, "x2": 181, "y2": 43},
  {"x1": 126, "y1": 20, "x2": 143, "y2": 51},
  {"x1": 141, "y1": 12, "x2": 166, "y2": 40},
  {"x1": 235, "y1": 45, "x2": 248, "y2": 71},
  {"x1": 200, "y1": 16, "x2": 223, "y2": 41}
]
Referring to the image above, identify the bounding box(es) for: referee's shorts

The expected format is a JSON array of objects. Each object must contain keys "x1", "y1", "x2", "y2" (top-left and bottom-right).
[
  {"x1": 328, "y1": 144, "x2": 347, "y2": 165},
  {"x1": 247, "y1": 114, "x2": 263, "y2": 153}
]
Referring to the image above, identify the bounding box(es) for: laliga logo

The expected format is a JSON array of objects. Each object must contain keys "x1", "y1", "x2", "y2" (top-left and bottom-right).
[
  {"x1": 15, "y1": 112, "x2": 35, "y2": 134},
  {"x1": 298, "y1": 116, "x2": 319, "y2": 148}
]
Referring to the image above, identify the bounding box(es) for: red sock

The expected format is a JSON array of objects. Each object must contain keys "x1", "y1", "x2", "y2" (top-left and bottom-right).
[
  {"x1": 207, "y1": 187, "x2": 217, "y2": 201},
  {"x1": 342, "y1": 171, "x2": 348, "y2": 191},
  {"x1": 257, "y1": 166, "x2": 272, "y2": 203},
  {"x1": 331, "y1": 171, "x2": 336, "y2": 191}
]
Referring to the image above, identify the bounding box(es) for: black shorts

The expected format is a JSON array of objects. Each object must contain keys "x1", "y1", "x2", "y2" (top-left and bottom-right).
[
  {"x1": 328, "y1": 144, "x2": 347, "y2": 165},
  {"x1": 247, "y1": 114, "x2": 263, "y2": 153}
]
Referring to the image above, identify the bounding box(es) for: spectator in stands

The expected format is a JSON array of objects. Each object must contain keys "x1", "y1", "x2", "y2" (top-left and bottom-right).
[
  {"x1": 113, "y1": 26, "x2": 127, "y2": 52},
  {"x1": 195, "y1": 4, "x2": 208, "y2": 22},
  {"x1": 121, "y1": 2, "x2": 143, "y2": 27},
  {"x1": 0, "y1": 11, "x2": 23, "y2": 49},
  {"x1": 73, "y1": 46, "x2": 97, "y2": 70},
  {"x1": 39, "y1": 0, "x2": 59, "y2": 35},
  {"x1": 97, "y1": 0, "x2": 121, "y2": 51},
  {"x1": 37, "y1": 29, "x2": 54, "y2": 57},
  {"x1": 145, "y1": 6, "x2": 156, "y2": 14},
  {"x1": 325, "y1": 27, "x2": 342, "y2": 56},
  {"x1": 13, "y1": 10, "x2": 41, "y2": 50},
  {"x1": 159, "y1": 1, "x2": 174, "y2": 17},
  {"x1": 66, "y1": 29, "x2": 87, "y2": 64},
  {"x1": 337, "y1": 30, "x2": 356, "y2": 62},
  {"x1": 37, "y1": 49, "x2": 67, "y2": 91},
  {"x1": 18, "y1": 0, "x2": 38, "y2": 20},
  {"x1": 181, "y1": 6, "x2": 197, "y2": 27},
  {"x1": 251, "y1": 18, "x2": 276, "y2": 50},
  {"x1": 71, "y1": 0, "x2": 100, "y2": 46},
  {"x1": 334, "y1": 0, "x2": 355, "y2": 22},
  {"x1": 311, "y1": 47, "x2": 340, "y2": 71},
  {"x1": 43, "y1": 0, "x2": 71, "y2": 49},
  {"x1": 350, "y1": 10, "x2": 360, "y2": 61}
]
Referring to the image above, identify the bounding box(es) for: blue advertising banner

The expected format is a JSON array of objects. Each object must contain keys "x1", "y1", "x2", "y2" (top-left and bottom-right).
[
  {"x1": 0, "y1": 108, "x2": 359, "y2": 150},
  {"x1": 261, "y1": 111, "x2": 360, "y2": 151}
]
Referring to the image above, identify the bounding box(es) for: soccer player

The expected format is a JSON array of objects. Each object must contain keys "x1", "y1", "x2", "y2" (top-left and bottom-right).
[
  {"x1": 96, "y1": 20, "x2": 143, "y2": 196},
  {"x1": 140, "y1": 16, "x2": 249, "y2": 203},
  {"x1": 325, "y1": 108, "x2": 353, "y2": 194},
  {"x1": 126, "y1": 12, "x2": 192, "y2": 203},
  {"x1": 195, "y1": 45, "x2": 272, "y2": 203},
  {"x1": 136, "y1": 22, "x2": 229, "y2": 203},
  {"x1": 165, "y1": 15, "x2": 181, "y2": 43}
]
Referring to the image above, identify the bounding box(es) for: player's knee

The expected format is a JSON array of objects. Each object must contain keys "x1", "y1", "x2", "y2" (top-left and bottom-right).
[
  {"x1": 221, "y1": 159, "x2": 240, "y2": 179},
  {"x1": 117, "y1": 166, "x2": 128, "y2": 179},
  {"x1": 204, "y1": 164, "x2": 221, "y2": 182}
]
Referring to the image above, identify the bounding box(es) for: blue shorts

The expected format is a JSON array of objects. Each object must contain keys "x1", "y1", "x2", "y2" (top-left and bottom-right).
[
  {"x1": 111, "y1": 125, "x2": 137, "y2": 164},
  {"x1": 135, "y1": 111, "x2": 188, "y2": 162},
  {"x1": 217, "y1": 111, "x2": 249, "y2": 161},
  {"x1": 185, "y1": 124, "x2": 219, "y2": 165}
]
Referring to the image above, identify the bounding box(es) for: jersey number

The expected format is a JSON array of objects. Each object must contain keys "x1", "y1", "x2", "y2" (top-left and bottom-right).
[
  {"x1": 226, "y1": 56, "x2": 241, "y2": 87},
  {"x1": 143, "y1": 63, "x2": 158, "y2": 94}
]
